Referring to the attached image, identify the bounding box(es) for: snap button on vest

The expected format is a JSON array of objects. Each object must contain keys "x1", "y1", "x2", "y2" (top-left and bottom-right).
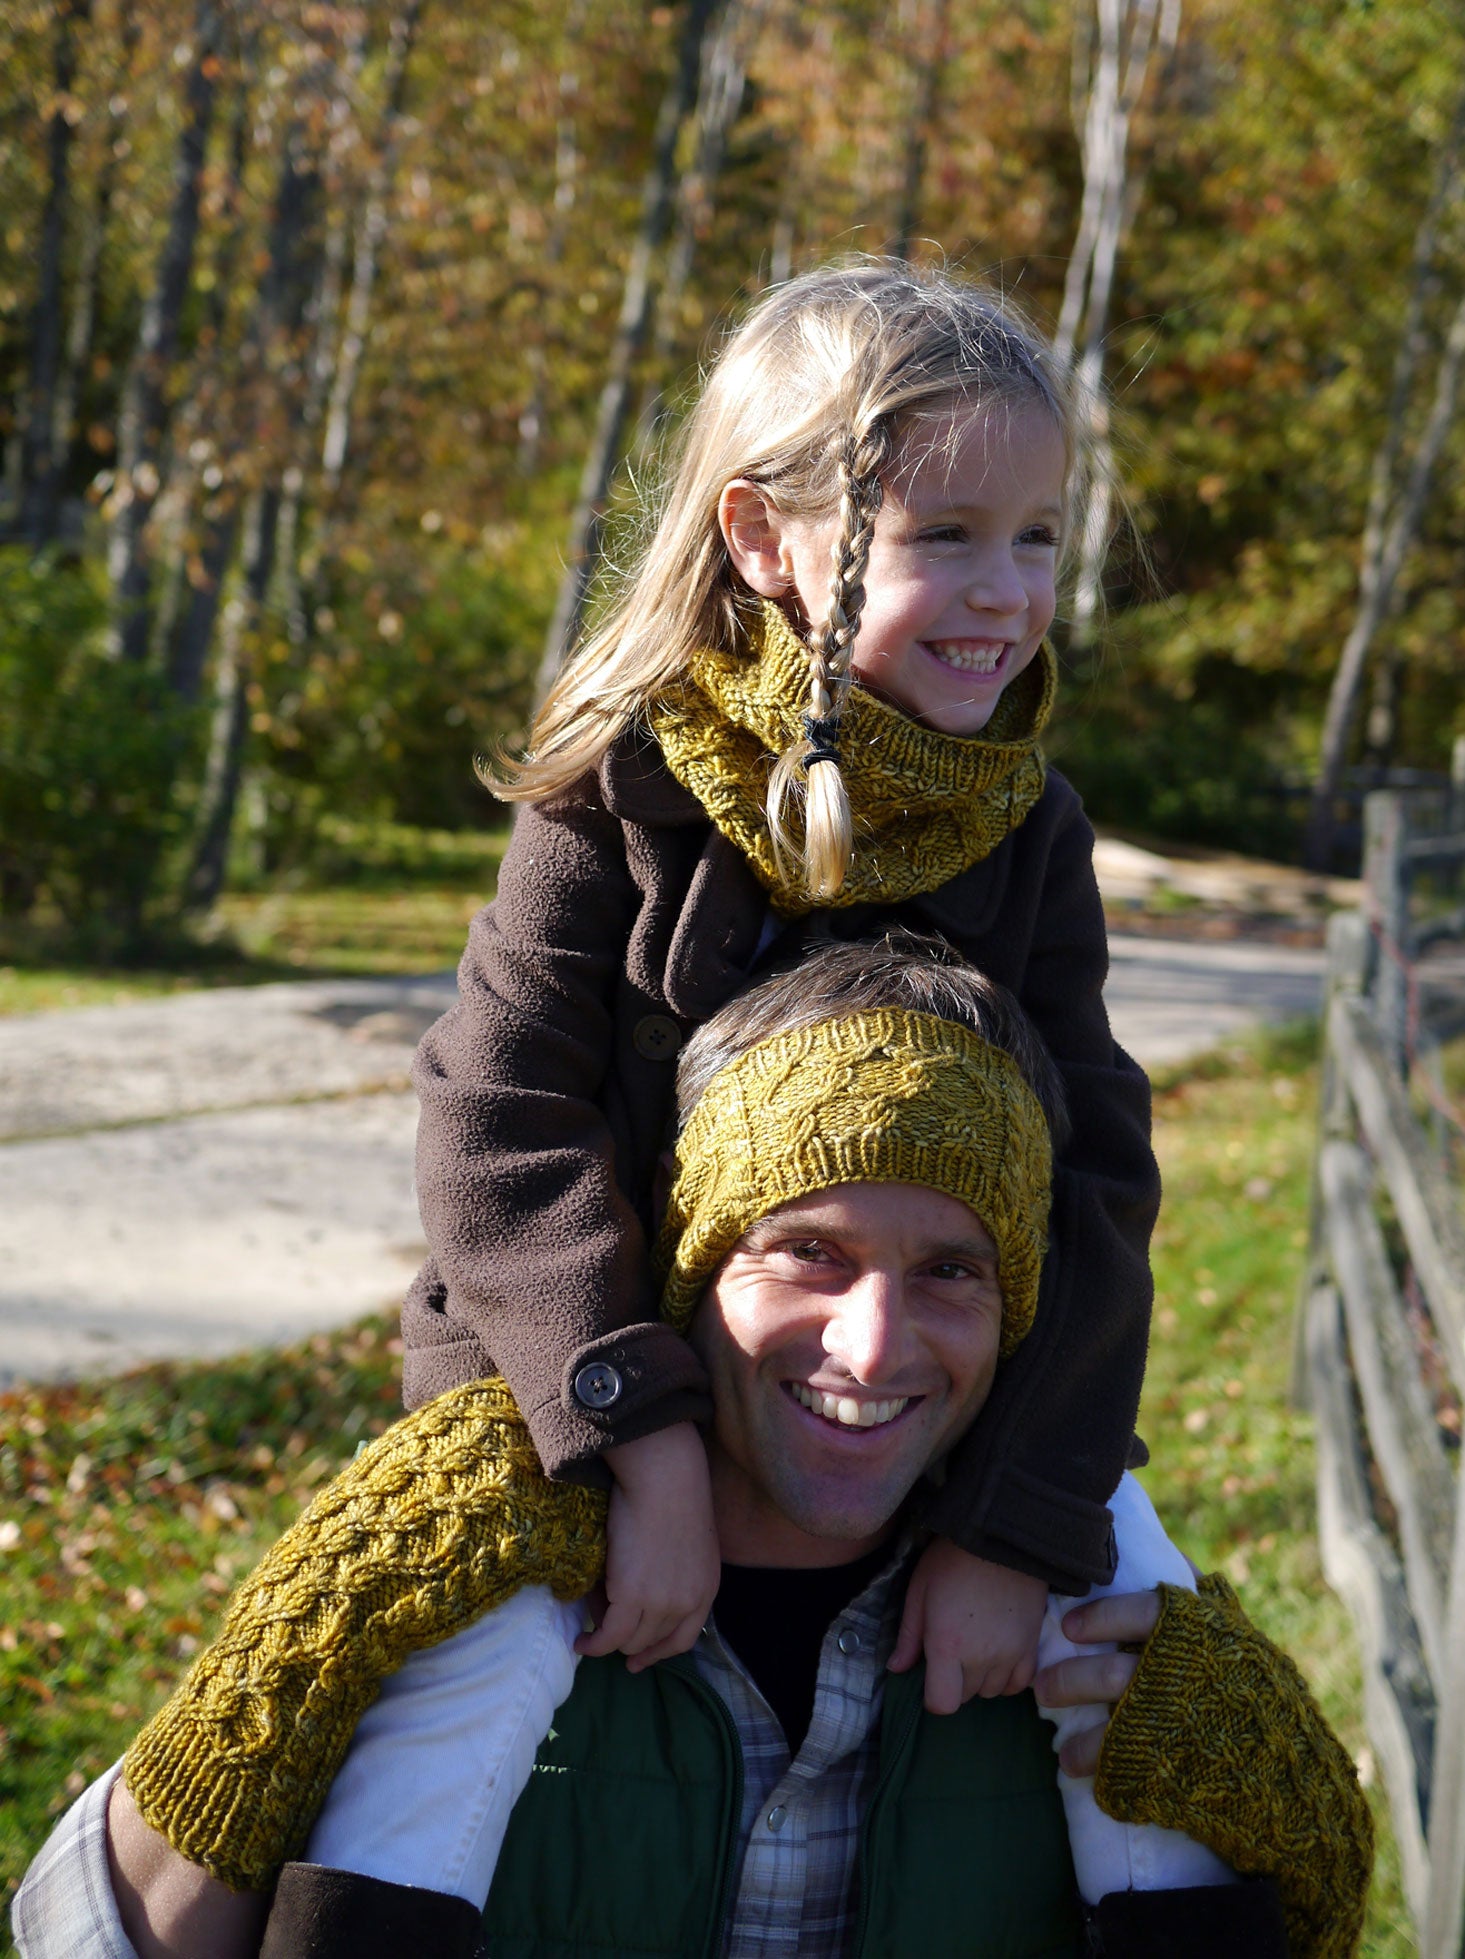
[
  {"x1": 632, "y1": 1013, "x2": 682, "y2": 1060},
  {"x1": 766, "y1": 1805, "x2": 788, "y2": 1833},
  {"x1": 573, "y1": 1362, "x2": 623, "y2": 1410},
  {"x1": 837, "y1": 1627, "x2": 861, "y2": 1655}
]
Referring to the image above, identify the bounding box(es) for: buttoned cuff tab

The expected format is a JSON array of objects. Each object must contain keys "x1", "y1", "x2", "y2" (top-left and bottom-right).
[
  {"x1": 924, "y1": 1464, "x2": 1119, "y2": 1591},
  {"x1": 562, "y1": 1324, "x2": 710, "y2": 1429}
]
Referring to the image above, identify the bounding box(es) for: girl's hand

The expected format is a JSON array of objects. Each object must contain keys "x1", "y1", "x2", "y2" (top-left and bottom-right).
[
  {"x1": 888, "y1": 1539, "x2": 1049, "y2": 1713},
  {"x1": 1032, "y1": 1589, "x2": 1162, "y2": 1776},
  {"x1": 575, "y1": 1423, "x2": 720, "y2": 1672}
]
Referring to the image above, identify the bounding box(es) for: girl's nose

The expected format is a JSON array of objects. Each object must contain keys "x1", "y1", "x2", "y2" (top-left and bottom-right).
[
  {"x1": 964, "y1": 548, "x2": 1027, "y2": 619},
  {"x1": 822, "y1": 1270, "x2": 906, "y2": 1383}
]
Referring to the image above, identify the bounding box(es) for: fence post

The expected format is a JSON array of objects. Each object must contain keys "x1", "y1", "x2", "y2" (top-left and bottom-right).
[
  {"x1": 1293, "y1": 909, "x2": 1372, "y2": 1406},
  {"x1": 1423, "y1": 1463, "x2": 1465, "y2": 1958},
  {"x1": 1364, "y1": 789, "x2": 1410, "y2": 1075}
]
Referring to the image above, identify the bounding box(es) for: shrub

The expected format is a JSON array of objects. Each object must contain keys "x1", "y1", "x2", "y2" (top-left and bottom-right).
[{"x1": 0, "y1": 549, "x2": 196, "y2": 952}]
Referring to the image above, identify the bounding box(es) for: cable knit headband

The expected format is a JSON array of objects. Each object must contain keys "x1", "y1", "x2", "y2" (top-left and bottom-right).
[{"x1": 654, "y1": 1008, "x2": 1052, "y2": 1357}]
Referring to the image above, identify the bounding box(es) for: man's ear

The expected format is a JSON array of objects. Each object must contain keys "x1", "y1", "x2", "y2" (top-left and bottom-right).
[{"x1": 719, "y1": 480, "x2": 797, "y2": 598}]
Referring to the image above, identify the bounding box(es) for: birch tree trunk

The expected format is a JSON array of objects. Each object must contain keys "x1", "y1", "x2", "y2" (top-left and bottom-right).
[
  {"x1": 275, "y1": 22, "x2": 372, "y2": 648},
  {"x1": 48, "y1": 6, "x2": 140, "y2": 519},
  {"x1": 186, "y1": 484, "x2": 281, "y2": 907},
  {"x1": 889, "y1": 0, "x2": 950, "y2": 263},
  {"x1": 318, "y1": 0, "x2": 424, "y2": 502},
  {"x1": 630, "y1": 0, "x2": 765, "y2": 460},
  {"x1": 20, "y1": 0, "x2": 93, "y2": 547},
  {"x1": 151, "y1": 42, "x2": 257, "y2": 683},
  {"x1": 518, "y1": 0, "x2": 587, "y2": 475},
  {"x1": 1304, "y1": 285, "x2": 1465, "y2": 868},
  {"x1": 534, "y1": 0, "x2": 726, "y2": 704},
  {"x1": 184, "y1": 81, "x2": 331, "y2": 905},
  {"x1": 1302, "y1": 87, "x2": 1465, "y2": 870},
  {"x1": 106, "y1": 0, "x2": 221, "y2": 663},
  {"x1": 1054, "y1": 0, "x2": 1178, "y2": 646}
]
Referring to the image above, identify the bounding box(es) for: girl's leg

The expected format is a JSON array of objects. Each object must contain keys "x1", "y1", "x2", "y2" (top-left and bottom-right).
[
  {"x1": 1036, "y1": 1471, "x2": 1237, "y2": 1905},
  {"x1": 302, "y1": 1582, "x2": 584, "y2": 1905}
]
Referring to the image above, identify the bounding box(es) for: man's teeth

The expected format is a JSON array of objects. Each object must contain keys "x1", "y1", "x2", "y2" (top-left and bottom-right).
[
  {"x1": 791, "y1": 1383, "x2": 909, "y2": 1428},
  {"x1": 926, "y1": 639, "x2": 1005, "y2": 674}
]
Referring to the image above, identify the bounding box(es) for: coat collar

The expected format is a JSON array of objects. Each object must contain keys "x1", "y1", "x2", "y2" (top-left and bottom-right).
[{"x1": 598, "y1": 723, "x2": 705, "y2": 827}]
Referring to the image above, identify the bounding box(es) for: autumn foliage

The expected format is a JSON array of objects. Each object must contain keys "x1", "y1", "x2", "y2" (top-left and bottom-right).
[{"x1": 0, "y1": 0, "x2": 1460, "y2": 946}]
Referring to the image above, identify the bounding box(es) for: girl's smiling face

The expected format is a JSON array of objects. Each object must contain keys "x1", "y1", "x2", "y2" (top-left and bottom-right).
[{"x1": 722, "y1": 401, "x2": 1067, "y2": 738}]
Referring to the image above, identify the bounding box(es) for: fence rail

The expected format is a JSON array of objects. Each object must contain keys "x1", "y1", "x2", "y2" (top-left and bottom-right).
[{"x1": 1301, "y1": 787, "x2": 1465, "y2": 1956}]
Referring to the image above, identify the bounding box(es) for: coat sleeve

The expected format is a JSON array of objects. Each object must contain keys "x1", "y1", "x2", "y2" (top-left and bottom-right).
[
  {"x1": 403, "y1": 789, "x2": 710, "y2": 1483},
  {"x1": 924, "y1": 785, "x2": 1159, "y2": 1588}
]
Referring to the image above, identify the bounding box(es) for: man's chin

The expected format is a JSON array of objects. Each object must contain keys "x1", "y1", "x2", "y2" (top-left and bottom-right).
[{"x1": 764, "y1": 1468, "x2": 914, "y2": 1556}]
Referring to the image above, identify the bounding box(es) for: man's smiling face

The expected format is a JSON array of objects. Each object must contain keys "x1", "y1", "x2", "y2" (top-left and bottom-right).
[{"x1": 689, "y1": 1181, "x2": 1005, "y2": 1567}]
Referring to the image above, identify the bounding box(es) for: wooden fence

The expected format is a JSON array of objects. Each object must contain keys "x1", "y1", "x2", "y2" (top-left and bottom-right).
[{"x1": 1301, "y1": 787, "x2": 1465, "y2": 1956}]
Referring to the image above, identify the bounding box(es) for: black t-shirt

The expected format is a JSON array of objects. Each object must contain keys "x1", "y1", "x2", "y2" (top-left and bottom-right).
[{"x1": 711, "y1": 1545, "x2": 893, "y2": 1755}]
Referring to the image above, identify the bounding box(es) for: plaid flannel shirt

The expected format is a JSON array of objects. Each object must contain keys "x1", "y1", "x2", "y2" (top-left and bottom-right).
[{"x1": 692, "y1": 1548, "x2": 911, "y2": 1959}]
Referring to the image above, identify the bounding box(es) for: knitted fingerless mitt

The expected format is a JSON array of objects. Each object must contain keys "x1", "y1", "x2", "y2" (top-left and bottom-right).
[
  {"x1": 123, "y1": 1379, "x2": 606, "y2": 1892},
  {"x1": 1096, "y1": 1575, "x2": 1374, "y2": 1959}
]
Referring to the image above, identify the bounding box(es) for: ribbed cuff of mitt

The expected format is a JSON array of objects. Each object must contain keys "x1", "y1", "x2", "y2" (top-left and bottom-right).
[
  {"x1": 1095, "y1": 1575, "x2": 1374, "y2": 1959},
  {"x1": 123, "y1": 1378, "x2": 607, "y2": 1893}
]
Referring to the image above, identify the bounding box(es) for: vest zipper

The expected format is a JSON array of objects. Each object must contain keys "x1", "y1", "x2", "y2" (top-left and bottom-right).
[
  {"x1": 850, "y1": 1670, "x2": 925, "y2": 1959},
  {"x1": 664, "y1": 1655, "x2": 746, "y2": 1959}
]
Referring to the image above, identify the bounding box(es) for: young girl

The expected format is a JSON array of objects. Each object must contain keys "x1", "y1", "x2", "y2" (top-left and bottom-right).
[{"x1": 118, "y1": 259, "x2": 1201, "y2": 1942}]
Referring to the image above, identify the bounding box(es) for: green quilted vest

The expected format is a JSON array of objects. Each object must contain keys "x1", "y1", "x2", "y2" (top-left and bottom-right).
[{"x1": 482, "y1": 1653, "x2": 1082, "y2": 1958}]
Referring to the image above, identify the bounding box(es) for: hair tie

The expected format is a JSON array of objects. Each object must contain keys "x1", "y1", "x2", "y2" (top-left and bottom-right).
[{"x1": 801, "y1": 711, "x2": 841, "y2": 769}]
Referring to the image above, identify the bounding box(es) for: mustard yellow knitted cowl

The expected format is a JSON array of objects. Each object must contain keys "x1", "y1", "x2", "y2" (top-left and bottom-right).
[{"x1": 648, "y1": 600, "x2": 1056, "y2": 916}]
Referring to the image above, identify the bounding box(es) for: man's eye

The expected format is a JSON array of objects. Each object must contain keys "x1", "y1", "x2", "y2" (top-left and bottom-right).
[{"x1": 787, "y1": 1241, "x2": 829, "y2": 1264}]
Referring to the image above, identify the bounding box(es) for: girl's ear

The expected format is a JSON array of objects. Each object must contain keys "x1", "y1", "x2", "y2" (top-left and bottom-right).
[{"x1": 719, "y1": 480, "x2": 797, "y2": 597}]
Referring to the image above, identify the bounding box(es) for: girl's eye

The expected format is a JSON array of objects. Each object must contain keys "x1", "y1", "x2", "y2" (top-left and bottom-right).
[
  {"x1": 918, "y1": 523, "x2": 966, "y2": 545},
  {"x1": 1018, "y1": 524, "x2": 1060, "y2": 549}
]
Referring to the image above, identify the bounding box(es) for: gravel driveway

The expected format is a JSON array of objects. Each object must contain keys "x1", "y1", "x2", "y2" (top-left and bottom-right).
[{"x1": 0, "y1": 938, "x2": 1324, "y2": 1386}]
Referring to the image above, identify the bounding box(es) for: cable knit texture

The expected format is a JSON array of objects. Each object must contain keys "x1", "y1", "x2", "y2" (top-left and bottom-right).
[
  {"x1": 655, "y1": 1008, "x2": 1052, "y2": 1358},
  {"x1": 123, "y1": 1379, "x2": 606, "y2": 1892},
  {"x1": 1096, "y1": 1574, "x2": 1374, "y2": 1959},
  {"x1": 648, "y1": 601, "x2": 1056, "y2": 915},
  {"x1": 122, "y1": 1013, "x2": 1051, "y2": 1888}
]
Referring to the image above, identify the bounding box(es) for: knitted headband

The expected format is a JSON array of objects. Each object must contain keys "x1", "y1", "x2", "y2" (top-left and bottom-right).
[{"x1": 654, "y1": 1008, "x2": 1052, "y2": 1357}]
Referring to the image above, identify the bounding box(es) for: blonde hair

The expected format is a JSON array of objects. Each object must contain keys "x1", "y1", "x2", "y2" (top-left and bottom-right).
[{"x1": 499, "y1": 258, "x2": 1088, "y2": 898}]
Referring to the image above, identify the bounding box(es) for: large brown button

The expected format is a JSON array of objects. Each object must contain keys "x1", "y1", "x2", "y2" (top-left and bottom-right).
[{"x1": 632, "y1": 1013, "x2": 682, "y2": 1061}]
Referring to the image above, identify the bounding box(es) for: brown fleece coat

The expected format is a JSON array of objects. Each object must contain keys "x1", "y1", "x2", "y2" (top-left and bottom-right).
[{"x1": 403, "y1": 727, "x2": 1158, "y2": 1590}]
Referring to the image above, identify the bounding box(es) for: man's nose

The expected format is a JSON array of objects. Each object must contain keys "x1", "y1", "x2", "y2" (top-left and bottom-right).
[{"x1": 822, "y1": 1270, "x2": 907, "y2": 1382}]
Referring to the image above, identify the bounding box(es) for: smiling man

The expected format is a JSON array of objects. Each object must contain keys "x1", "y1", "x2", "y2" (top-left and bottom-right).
[{"x1": 16, "y1": 938, "x2": 1370, "y2": 1959}]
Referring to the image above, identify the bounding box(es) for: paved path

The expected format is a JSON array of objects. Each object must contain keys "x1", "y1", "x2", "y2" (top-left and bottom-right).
[{"x1": 0, "y1": 939, "x2": 1325, "y2": 1387}]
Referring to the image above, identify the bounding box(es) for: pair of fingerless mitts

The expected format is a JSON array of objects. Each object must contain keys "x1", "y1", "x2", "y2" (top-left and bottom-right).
[{"x1": 122, "y1": 1381, "x2": 1373, "y2": 1959}]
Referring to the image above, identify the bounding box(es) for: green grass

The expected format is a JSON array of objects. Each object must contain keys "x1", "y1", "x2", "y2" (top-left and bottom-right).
[
  {"x1": 0, "y1": 1027, "x2": 1418, "y2": 1952},
  {"x1": 1141, "y1": 1022, "x2": 1414, "y2": 1957},
  {"x1": 0, "y1": 1320, "x2": 404, "y2": 1942},
  {"x1": 0, "y1": 823, "x2": 508, "y2": 1016}
]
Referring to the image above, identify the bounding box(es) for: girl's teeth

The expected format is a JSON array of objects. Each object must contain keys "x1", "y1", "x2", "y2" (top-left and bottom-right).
[
  {"x1": 791, "y1": 1383, "x2": 909, "y2": 1428},
  {"x1": 927, "y1": 640, "x2": 1004, "y2": 674}
]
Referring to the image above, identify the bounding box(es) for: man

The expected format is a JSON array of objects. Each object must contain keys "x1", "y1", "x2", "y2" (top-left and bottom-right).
[{"x1": 16, "y1": 937, "x2": 1370, "y2": 1959}]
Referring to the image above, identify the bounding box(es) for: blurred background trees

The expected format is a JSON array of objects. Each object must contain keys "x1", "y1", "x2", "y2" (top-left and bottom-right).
[{"x1": 0, "y1": 0, "x2": 1460, "y2": 954}]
